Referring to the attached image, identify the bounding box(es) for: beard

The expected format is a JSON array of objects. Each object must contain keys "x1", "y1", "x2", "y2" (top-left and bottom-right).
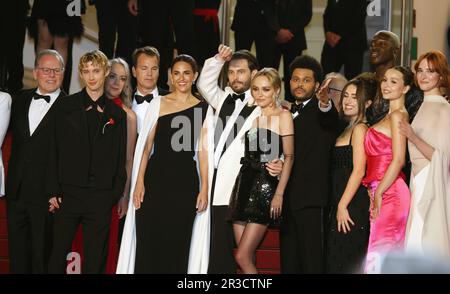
[
  {"x1": 230, "y1": 79, "x2": 251, "y2": 94},
  {"x1": 293, "y1": 88, "x2": 316, "y2": 103}
]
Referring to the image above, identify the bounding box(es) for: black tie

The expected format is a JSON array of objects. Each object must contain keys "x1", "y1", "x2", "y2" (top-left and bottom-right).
[
  {"x1": 228, "y1": 93, "x2": 246, "y2": 104},
  {"x1": 135, "y1": 94, "x2": 153, "y2": 104},
  {"x1": 33, "y1": 93, "x2": 51, "y2": 103},
  {"x1": 290, "y1": 102, "x2": 304, "y2": 114}
]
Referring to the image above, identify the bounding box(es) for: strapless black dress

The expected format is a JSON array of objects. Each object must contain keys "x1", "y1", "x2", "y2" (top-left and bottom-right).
[{"x1": 228, "y1": 128, "x2": 282, "y2": 225}]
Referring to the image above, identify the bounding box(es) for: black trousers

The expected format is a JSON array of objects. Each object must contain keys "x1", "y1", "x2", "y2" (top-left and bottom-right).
[
  {"x1": 48, "y1": 185, "x2": 113, "y2": 274},
  {"x1": 321, "y1": 42, "x2": 365, "y2": 80},
  {"x1": 95, "y1": 0, "x2": 138, "y2": 66},
  {"x1": 138, "y1": 0, "x2": 195, "y2": 90},
  {"x1": 6, "y1": 197, "x2": 53, "y2": 274},
  {"x1": 207, "y1": 169, "x2": 237, "y2": 274},
  {"x1": 0, "y1": 0, "x2": 28, "y2": 93},
  {"x1": 280, "y1": 207, "x2": 325, "y2": 274}
]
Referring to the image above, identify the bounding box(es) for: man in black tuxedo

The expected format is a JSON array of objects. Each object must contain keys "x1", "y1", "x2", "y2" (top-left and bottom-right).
[
  {"x1": 281, "y1": 55, "x2": 338, "y2": 274},
  {"x1": 47, "y1": 50, "x2": 127, "y2": 274},
  {"x1": 321, "y1": 0, "x2": 369, "y2": 80},
  {"x1": 131, "y1": 46, "x2": 170, "y2": 134},
  {"x1": 6, "y1": 50, "x2": 66, "y2": 273}
]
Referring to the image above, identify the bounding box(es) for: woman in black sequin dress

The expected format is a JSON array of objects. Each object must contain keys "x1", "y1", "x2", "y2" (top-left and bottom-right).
[
  {"x1": 326, "y1": 76, "x2": 377, "y2": 273},
  {"x1": 228, "y1": 68, "x2": 294, "y2": 274}
]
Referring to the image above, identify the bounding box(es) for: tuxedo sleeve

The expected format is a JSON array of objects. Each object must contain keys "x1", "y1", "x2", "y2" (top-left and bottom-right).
[
  {"x1": 318, "y1": 102, "x2": 339, "y2": 133},
  {"x1": 338, "y1": 0, "x2": 368, "y2": 39},
  {"x1": 289, "y1": 0, "x2": 313, "y2": 32},
  {"x1": 323, "y1": 0, "x2": 332, "y2": 33},
  {"x1": 197, "y1": 56, "x2": 226, "y2": 110},
  {"x1": 112, "y1": 116, "x2": 127, "y2": 203}
]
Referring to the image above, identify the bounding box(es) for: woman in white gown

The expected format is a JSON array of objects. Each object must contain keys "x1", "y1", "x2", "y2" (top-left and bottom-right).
[{"x1": 399, "y1": 50, "x2": 450, "y2": 257}]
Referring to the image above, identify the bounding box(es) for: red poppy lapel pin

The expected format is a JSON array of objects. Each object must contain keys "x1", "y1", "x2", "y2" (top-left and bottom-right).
[{"x1": 102, "y1": 118, "x2": 115, "y2": 134}]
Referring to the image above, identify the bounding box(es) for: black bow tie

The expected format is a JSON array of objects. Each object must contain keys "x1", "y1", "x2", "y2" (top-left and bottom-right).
[
  {"x1": 135, "y1": 94, "x2": 153, "y2": 104},
  {"x1": 33, "y1": 93, "x2": 51, "y2": 103},
  {"x1": 290, "y1": 102, "x2": 304, "y2": 114},
  {"x1": 228, "y1": 93, "x2": 246, "y2": 104}
]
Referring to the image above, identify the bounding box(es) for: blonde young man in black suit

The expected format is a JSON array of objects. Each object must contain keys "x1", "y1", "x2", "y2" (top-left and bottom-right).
[{"x1": 47, "y1": 50, "x2": 127, "y2": 274}]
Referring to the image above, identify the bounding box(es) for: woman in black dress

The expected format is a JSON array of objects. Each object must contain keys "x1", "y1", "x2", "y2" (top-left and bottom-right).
[
  {"x1": 326, "y1": 74, "x2": 377, "y2": 273},
  {"x1": 132, "y1": 55, "x2": 209, "y2": 273},
  {"x1": 228, "y1": 68, "x2": 294, "y2": 274}
]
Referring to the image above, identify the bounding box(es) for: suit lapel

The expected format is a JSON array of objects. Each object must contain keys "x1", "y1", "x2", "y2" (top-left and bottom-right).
[
  {"x1": 30, "y1": 92, "x2": 65, "y2": 138},
  {"x1": 22, "y1": 93, "x2": 33, "y2": 138},
  {"x1": 221, "y1": 106, "x2": 261, "y2": 160}
]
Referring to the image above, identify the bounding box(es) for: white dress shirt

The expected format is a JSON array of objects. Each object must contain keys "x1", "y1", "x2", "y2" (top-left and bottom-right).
[
  {"x1": 28, "y1": 88, "x2": 61, "y2": 135},
  {"x1": 132, "y1": 88, "x2": 160, "y2": 133}
]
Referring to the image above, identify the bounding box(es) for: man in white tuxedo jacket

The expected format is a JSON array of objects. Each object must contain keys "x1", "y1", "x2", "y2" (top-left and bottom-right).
[
  {"x1": 197, "y1": 45, "x2": 282, "y2": 273},
  {"x1": 0, "y1": 91, "x2": 11, "y2": 197}
]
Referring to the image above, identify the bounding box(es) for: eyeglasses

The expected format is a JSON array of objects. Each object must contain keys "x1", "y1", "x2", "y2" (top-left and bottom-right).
[
  {"x1": 328, "y1": 87, "x2": 343, "y2": 94},
  {"x1": 37, "y1": 67, "x2": 64, "y2": 75}
]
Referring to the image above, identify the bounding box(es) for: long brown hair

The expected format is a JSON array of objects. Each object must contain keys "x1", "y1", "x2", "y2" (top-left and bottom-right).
[{"x1": 339, "y1": 73, "x2": 378, "y2": 124}]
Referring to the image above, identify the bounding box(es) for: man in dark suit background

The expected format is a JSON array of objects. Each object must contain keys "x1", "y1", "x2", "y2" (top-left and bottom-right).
[
  {"x1": 127, "y1": 0, "x2": 195, "y2": 90},
  {"x1": 232, "y1": 0, "x2": 312, "y2": 102},
  {"x1": 90, "y1": 0, "x2": 138, "y2": 67},
  {"x1": 231, "y1": 0, "x2": 276, "y2": 68},
  {"x1": 321, "y1": 0, "x2": 369, "y2": 80},
  {"x1": 6, "y1": 50, "x2": 66, "y2": 273},
  {"x1": 281, "y1": 55, "x2": 338, "y2": 274},
  {"x1": 0, "y1": 0, "x2": 29, "y2": 94},
  {"x1": 47, "y1": 50, "x2": 127, "y2": 274}
]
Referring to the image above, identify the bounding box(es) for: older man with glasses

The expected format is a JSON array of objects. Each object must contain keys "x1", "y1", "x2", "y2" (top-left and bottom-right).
[
  {"x1": 317, "y1": 72, "x2": 348, "y2": 111},
  {"x1": 5, "y1": 49, "x2": 66, "y2": 273}
]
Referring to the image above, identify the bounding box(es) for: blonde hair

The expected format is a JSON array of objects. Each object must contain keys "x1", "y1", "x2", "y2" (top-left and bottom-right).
[
  {"x1": 78, "y1": 50, "x2": 110, "y2": 75},
  {"x1": 109, "y1": 58, "x2": 132, "y2": 107},
  {"x1": 249, "y1": 68, "x2": 282, "y2": 106}
]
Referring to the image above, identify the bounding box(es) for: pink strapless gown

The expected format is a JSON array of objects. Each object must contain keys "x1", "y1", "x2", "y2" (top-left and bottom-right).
[{"x1": 362, "y1": 128, "x2": 410, "y2": 263}]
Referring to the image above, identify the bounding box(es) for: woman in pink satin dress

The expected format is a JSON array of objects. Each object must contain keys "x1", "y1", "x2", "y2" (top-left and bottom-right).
[{"x1": 363, "y1": 66, "x2": 413, "y2": 271}]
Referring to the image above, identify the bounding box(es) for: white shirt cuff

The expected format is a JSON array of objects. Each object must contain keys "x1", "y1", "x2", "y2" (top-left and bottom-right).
[{"x1": 318, "y1": 100, "x2": 332, "y2": 112}]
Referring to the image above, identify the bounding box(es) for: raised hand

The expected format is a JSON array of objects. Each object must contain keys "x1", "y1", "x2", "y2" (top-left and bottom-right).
[{"x1": 216, "y1": 44, "x2": 233, "y2": 62}]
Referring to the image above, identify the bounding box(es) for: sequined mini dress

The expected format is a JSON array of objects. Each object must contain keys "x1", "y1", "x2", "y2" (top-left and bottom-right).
[{"x1": 228, "y1": 128, "x2": 282, "y2": 225}]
